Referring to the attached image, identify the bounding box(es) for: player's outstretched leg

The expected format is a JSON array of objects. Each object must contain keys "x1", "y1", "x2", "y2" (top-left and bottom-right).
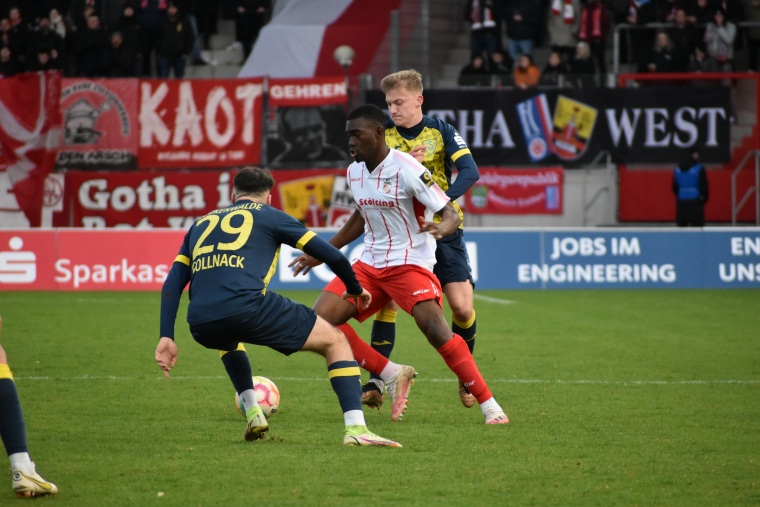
[
  {"x1": 436, "y1": 333, "x2": 508, "y2": 425},
  {"x1": 219, "y1": 344, "x2": 268, "y2": 440},
  {"x1": 452, "y1": 310, "x2": 477, "y2": 409},
  {"x1": 304, "y1": 317, "x2": 401, "y2": 446},
  {"x1": 0, "y1": 318, "x2": 58, "y2": 498},
  {"x1": 362, "y1": 307, "x2": 398, "y2": 409},
  {"x1": 338, "y1": 323, "x2": 416, "y2": 422},
  {"x1": 329, "y1": 359, "x2": 401, "y2": 447}
]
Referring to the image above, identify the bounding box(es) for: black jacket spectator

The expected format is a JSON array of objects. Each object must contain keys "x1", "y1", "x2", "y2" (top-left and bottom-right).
[
  {"x1": 541, "y1": 51, "x2": 570, "y2": 87},
  {"x1": 27, "y1": 49, "x2": 60, "y2": 71},
  {"x1": 669, "y1": 9, "x2": 698, "y2": 72},
  {"x1": 155, "y1": 5, "x2": 194, "y2": 59},
  {"x1": 101, "y1": 31, "x2": 138, "y2": 76},
  {"x1": 0, "y1": 45, "x2": 23, "y2": 76},
  {"x1": 137, "y1": 0, "x2": 168, "y2": 75},
  {"x1": 114, "y1": 4, "x2": 141, "y2": 57},
  {"x1": 72, "y1": 14, "x2": 108, "y2": 76},
  {"x1": 503, "y1": 0, "x2": 540, "y2": 41},
  {"x1": 488, "y1": 49, "x2": 512, "y2": 86},
  {"x1": 235, "y1": 0, "x2": 271, "y2": 58},
  {"x1": 458, "y1": 54, "x2": 491, "y2": 86},
  {"x1": 7, "y1": 7, "x2": 29, "y2": 65},
  {"x1": 569, "y1": 42, "x2": 597, "y2": 88},
  {"x1": 26, "y1": 18, "x2": 65, "y2": 70}
]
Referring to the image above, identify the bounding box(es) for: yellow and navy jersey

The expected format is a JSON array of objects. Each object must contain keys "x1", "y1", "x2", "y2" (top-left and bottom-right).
[
  {"x1": 385, "y1": 115, "x2": 480, "y2": 226},
  {"x1": 159, "y1": 199, "x2": 361, "y2": 337}
]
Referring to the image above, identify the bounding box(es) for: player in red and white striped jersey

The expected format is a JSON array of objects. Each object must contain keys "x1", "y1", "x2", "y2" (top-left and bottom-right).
[{"x1": 291, "y1": 104, "x2": 508, "y2": 425}]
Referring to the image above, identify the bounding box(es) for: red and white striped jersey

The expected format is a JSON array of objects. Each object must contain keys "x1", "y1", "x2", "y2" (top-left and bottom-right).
[{"x1": 347, "y1": 149, "x2": 450, "y2": 271}]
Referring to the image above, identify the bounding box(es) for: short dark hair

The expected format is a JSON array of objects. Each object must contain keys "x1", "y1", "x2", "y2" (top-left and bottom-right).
[
  {"x1": 347, "y1": 104, "x2": 387, "y2": 127},
  {"x1": 234, "y1": 166, "x2": 275, "y2": 196}
]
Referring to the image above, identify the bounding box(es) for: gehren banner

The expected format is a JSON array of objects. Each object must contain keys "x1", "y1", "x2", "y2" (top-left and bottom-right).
[
  {"x1": 366, "y1": 87, "x2": 730, "y2": 165},
  {"x1": 464, "y1": 167, "x2": 563, "y2": 214},
  {"x1": 1, "y1": 228, "x2": 757, "y2": 291},
  {"x1": 138, "y1": 79, "x2": 264, "y2": 169}
]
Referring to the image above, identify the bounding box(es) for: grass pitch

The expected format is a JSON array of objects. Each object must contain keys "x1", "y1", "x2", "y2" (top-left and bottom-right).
[{"x1": 0, "y1": 289, "x2": 758, "y2": 506}]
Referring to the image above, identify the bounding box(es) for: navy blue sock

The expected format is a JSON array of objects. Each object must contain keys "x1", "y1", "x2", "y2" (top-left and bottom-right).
[
  {"x1": 219, "y1": 346, "x2": 254, "y2": 394},
  {"x1": 0, "y1": 367, "x2": 28, "y2": 455},
  {"x1": 369, "y1": 309, "x2": 397, "y2": 384},
  {"x1": 453, "y1": 310, "x2": 477, "y2": 354},
  {"x1": 327, "y1": 360, "x2": 363, "y2": 413}
]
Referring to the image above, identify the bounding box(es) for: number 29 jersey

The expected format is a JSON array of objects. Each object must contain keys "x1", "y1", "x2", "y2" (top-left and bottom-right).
[{"x1": 175, "y1": 201, "x2": 314, "y2": 325}]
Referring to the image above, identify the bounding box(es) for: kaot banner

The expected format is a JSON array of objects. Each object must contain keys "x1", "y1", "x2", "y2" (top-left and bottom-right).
[{"x1": 138, "y1": 79, "x2": 264, "y2": 169}]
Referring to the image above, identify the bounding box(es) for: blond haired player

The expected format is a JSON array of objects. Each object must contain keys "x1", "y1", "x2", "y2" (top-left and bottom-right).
[{"x1": 364, "y1": 69, "x2": 483, "y2": 409}]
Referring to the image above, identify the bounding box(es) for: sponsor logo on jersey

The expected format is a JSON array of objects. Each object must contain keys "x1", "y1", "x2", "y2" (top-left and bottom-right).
[
  {"x1": 419, "y1": 170, "x2": 434, "y2": 187},
  {"x1": 357, "y1": 198, "x2": 395, "y2": 208}
]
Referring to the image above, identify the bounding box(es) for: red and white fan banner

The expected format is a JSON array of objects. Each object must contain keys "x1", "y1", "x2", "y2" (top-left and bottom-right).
[
  {"x1": 57, "y1": 78, "x2": 139, "y2": 170},
  {"x1": 268, "y1": 77, "x2": 348, "y2": 107},
  {"x1": 239, "y1": 0, "x2": 402, "y2": 79},
  {"x1": 0, "y1": 71, "x2": 62, "y2": 227},
  {"x1": 463, "y1": 167, "x2": 565, "y2": 215},
  {"x1": 138, "y1": 79, "x2": 264, "y2": 169}
]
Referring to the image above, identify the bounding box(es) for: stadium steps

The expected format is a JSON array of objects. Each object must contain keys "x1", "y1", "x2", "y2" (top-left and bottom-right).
[{"x1": 186, "y1": 19, "x2": 244, "y2": 79}]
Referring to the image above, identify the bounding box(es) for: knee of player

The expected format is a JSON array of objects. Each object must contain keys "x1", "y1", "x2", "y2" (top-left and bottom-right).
[{"x1": 450, "y1": 306, "x2": 474, "y2": 324}]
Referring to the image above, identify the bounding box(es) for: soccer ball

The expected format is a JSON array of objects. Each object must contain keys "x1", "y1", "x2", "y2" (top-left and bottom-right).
[{"x1": 234, "y1": 376, "x2": 280, "y2": 418}]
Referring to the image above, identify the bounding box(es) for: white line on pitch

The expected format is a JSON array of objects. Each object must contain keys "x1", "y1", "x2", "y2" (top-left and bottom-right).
[
  {"x1": 473, "y1": 294, "x2": 515, "y2": 305},
  {"x1": 15, "y1": 375, "x2": 760, "y2": 385}
]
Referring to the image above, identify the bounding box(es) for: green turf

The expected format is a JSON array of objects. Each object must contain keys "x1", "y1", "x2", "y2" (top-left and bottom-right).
[{"x1": 0, "y1": 290, "x2": 758, "y2": 506}]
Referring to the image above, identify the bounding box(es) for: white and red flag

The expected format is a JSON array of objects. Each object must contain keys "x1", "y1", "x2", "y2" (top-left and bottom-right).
[{"x1": 0, "y1": 71, "x2": 62, "y2": 227}]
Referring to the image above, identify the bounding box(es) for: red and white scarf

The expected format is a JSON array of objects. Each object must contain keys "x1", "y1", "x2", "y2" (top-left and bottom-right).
[
  {"x1": 580, "y1": 3, "x2": 604, "y2": 40},
  {"x1": 551, "y1": 0, "x2": 575, "y2": 25},
  {"x1": 141, "y1": 0, "x2": 168, "y2": 9}
]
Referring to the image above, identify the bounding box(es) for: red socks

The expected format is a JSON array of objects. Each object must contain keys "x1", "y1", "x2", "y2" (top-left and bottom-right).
[
  {"x1": 338, "y1": 323, "x2": 389, "y2": 375},
  {"x1": 438, "y1": 334, "x2": 492, "y2": 403}
]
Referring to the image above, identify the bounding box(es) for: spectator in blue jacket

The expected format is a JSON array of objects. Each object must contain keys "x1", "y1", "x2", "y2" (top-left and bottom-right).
[{"x1": 672, "y1": 149, "x2": 709, "y2": 227}]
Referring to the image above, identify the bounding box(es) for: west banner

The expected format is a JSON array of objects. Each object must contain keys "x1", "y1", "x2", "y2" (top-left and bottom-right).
[
  {"x1": 366, "y1": 86, "x2": 731, "y2": 165},
  {"x1": 463, "y1": 167, "x2": 564, "y2": 214},
  {"x1": 138, "y1": 79, "x2": 265, "y2": 169},
  {"x1": 56, "y1": 78, "x2": 139, "y2": 170}
]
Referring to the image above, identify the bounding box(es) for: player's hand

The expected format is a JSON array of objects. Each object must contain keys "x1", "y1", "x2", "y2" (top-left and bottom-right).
[
  {"x1": 410, "y1": 145, "x2": 426, "y2": 162},
  {"x1": 289, "y1": 253, "x2": 322, "y2": 276},
  {"x1": 418, "y1": 217, "x2": 445, "y2": 240},
  {"x1": 342, "y1": 288, "x2": 372, "y2": 311},
  {"x1": 155, "y1": 337, "x2": 178, "y2": 379}
]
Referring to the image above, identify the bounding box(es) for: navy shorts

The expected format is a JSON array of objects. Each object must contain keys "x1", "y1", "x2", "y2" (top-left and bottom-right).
[
  {"x1": 433, "y1": 229, "x2": 474, "y2": 287},
  {"x1": 189, "y1": 291, "x2": 317, "y2": 355}
]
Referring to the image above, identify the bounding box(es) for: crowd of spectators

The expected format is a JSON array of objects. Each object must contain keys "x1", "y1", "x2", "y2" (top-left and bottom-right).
[
  {"x1": 458, "y1": 0, "x2": 759, "y2": 89},
  {"x1": 0, "y1": 0, "x2": 270, "y2": 79}
]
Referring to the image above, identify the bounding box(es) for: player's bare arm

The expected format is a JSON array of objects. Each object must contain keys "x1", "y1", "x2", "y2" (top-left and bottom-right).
[
  {"x1": 290, "y1": 210, "x2": 366, "y2": 275},
  {"x1": 418, "y1": 202, "x2": 461, "y2": 240}
]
